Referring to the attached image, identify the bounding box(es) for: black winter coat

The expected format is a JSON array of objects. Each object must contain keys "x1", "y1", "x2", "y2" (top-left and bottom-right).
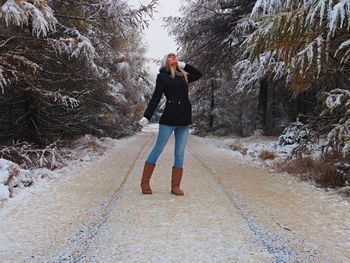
[{"x1": 143, "y1": 64, "x2": 202, "y2": 126}]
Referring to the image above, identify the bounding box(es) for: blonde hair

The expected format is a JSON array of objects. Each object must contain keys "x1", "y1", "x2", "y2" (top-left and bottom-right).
[{"x1": 166, "y1": 53, "x2": 189, "y2": 84}]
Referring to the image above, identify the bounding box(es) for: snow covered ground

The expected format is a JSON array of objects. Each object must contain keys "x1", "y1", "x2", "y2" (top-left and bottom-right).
[
  {"x1": 191, "y1": 129, "x2": 350, "y2": 198},
  {"x1": 0, "y1": 124, "x2": 349, "y2": 262},
  {"x1": 0, "y1": 126, "x2": 347, "y2": 205},
  {"x1": 191, "y1": 130, "x2": 293, "y2": 170},
  {"x1": 0, "y1": 129, "x2": 282, "y2": 204},
  {"x1": 191, "y1": 135, "x2": 282, "y2": 166},
  {"x1": 0, "y1": 135, "x2": 127, "y2": 204}
]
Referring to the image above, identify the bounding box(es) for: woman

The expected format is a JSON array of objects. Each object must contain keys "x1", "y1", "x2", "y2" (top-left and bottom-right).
[{"x1": 138, "y1": 52, "x2": 202, "y2": 195}]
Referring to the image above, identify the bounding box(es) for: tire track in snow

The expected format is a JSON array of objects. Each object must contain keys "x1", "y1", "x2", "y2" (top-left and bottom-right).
[
  {"x1": 186, "y1": 141, "x2": 319, "y2": 263},
  {"x1": 47, "y1": 133, "x2": 156, "y2": 263}
]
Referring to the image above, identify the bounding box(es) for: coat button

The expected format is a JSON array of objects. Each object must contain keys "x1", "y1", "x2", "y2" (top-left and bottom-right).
[{"x1": 178, "y1": 102, "x2": 180, "y2": 104}]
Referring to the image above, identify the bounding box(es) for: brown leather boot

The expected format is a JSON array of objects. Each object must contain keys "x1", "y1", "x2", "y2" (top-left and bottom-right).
[
  {"x1": 171, "y1": 166, "x2": 184, "y2": 195},
  {"x1": 140, "y1": 161, "x2": 156, "y2": 194}
]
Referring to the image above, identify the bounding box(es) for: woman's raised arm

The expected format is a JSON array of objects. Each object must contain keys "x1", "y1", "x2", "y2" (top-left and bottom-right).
[{"x1": 183, "y1": 63, "x2": 203, "y2": 83}]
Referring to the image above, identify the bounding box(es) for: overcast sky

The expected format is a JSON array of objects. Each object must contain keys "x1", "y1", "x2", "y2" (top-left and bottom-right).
[{"x1": 128, "y1": 0, "x2": 183, "y2": 78}]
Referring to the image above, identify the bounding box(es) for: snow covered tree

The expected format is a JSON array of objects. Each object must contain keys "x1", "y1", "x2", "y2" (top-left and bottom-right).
[
  {"x1": 245, "y1": 0, "x2": 350, "y2": 157},
  {"x1": 164, "y1": 0, "x2": 258, "y2": 135},
  {"x1": 164, "y1": 0, "x2": 309, "y2": 135},
  {"x1": 246, "y1": 0, "x2": 350, "y2": 94},
  {"x1": 0, "y1": 0, "x2": 157, "y2": 145}
]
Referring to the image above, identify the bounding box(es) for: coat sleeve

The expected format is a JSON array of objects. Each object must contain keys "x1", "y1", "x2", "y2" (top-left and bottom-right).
[
  {"x1": 143, "y1": 73, "x2": 165, "y2": 121},
  {"x1": 184, "y1": 64, "x2": 203, "y2": 83}
]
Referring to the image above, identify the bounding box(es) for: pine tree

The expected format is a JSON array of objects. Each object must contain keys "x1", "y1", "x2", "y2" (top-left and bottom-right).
[{"x1": 0, "y1": 0, "x2": 157, "y2": 145}]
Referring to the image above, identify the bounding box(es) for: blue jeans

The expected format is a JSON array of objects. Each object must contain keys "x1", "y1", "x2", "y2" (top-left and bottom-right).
[{"x1": 146, "y1": 124, "x2": 190, "y2": 168}]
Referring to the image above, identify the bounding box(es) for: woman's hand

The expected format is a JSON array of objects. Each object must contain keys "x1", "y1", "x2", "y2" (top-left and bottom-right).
[
  {"x1": 178, "y1": 61, "x2": 186, "y2": 68},
  {"x1": 138, "y1": 116, "x2": 149, "y2": 126}
]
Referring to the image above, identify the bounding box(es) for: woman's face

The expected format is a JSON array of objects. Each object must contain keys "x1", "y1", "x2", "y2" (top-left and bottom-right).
[{"x1": 166, "y1": 54, "x2": 178, "y2": 67}]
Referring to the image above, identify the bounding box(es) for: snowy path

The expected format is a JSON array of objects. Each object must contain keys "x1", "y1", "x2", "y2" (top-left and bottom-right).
[{"x1": 0, "y1": 124, "x2": 349, "y2": 263}]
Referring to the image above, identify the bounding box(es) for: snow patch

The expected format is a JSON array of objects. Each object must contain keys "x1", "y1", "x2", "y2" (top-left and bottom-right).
[
  {"x1": 0, "y1": 158, "x2": 33, "y2": 200},
  {"x1": 0, "y1": 134, "x2": 131, "y2": 203},
  {"x1": 0, "y1": 183, "x2": 9, "y2": 200}
]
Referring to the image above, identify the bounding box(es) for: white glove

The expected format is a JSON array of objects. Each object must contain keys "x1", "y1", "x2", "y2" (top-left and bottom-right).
[
  {"x1": 178, "y1": 61, "x2": 186, "y2": 68},
  {"x1": 138, "y1": 116, "x2": 149, "y2": 126}
]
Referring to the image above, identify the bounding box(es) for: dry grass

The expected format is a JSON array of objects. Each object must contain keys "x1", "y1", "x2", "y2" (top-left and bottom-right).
[
  {"x1": 229, "y1": 141, "x2": 248, "y2": 155},
  {"x1": 4, "y1": 166, "x2": 19, "y2": 186},
  {"x1": 314, "y1": 151, "x2": 349, "y2": 188},
  {"x1": 274, "y1": 150, "x2": 350, "y2": 188},
  {"x1": 78, "y1": 139, "x2": 107, "y2": 151},
  {"x1": 191, "y1": 129, "x2": 208, "y2": 137},
  {"x1": 211, "y1": 129, "x2": 234, "y2": 137},
  {"x1": 72, "y1": 135, "x2": 107, "y2": 152},
  {"x1": 338, "y1": 187, "x2": 350, "y2": 198},
  {"x1": 4, "y1": 166, "x2": 19, "y2": 198},
  {"x1": 2, "y1": 166, "x2": 33, "y2": 198},
  {"x1": 258, "y1": 150, "x2": 277, "y2": 160},
  {"x1": 0, "y1": 142, "x2": 66, "y2": 169},
  {"x1": 191, "y1": 128, "x2": 235, "y2": 137},
  {"x1": 314, "y1": 164, "x2": 343, "y2": 187},
  {"x1": 275, "y1": 157, "x2": 315, "y2": 182},
  {"x1": 0, "y1": 135, "x2": 109, "y2": 171}
]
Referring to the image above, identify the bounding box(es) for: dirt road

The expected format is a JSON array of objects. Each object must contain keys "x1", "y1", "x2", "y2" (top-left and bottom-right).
[{"x1": 0, "y1": 124, "x2": 349, "y2": 262}]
